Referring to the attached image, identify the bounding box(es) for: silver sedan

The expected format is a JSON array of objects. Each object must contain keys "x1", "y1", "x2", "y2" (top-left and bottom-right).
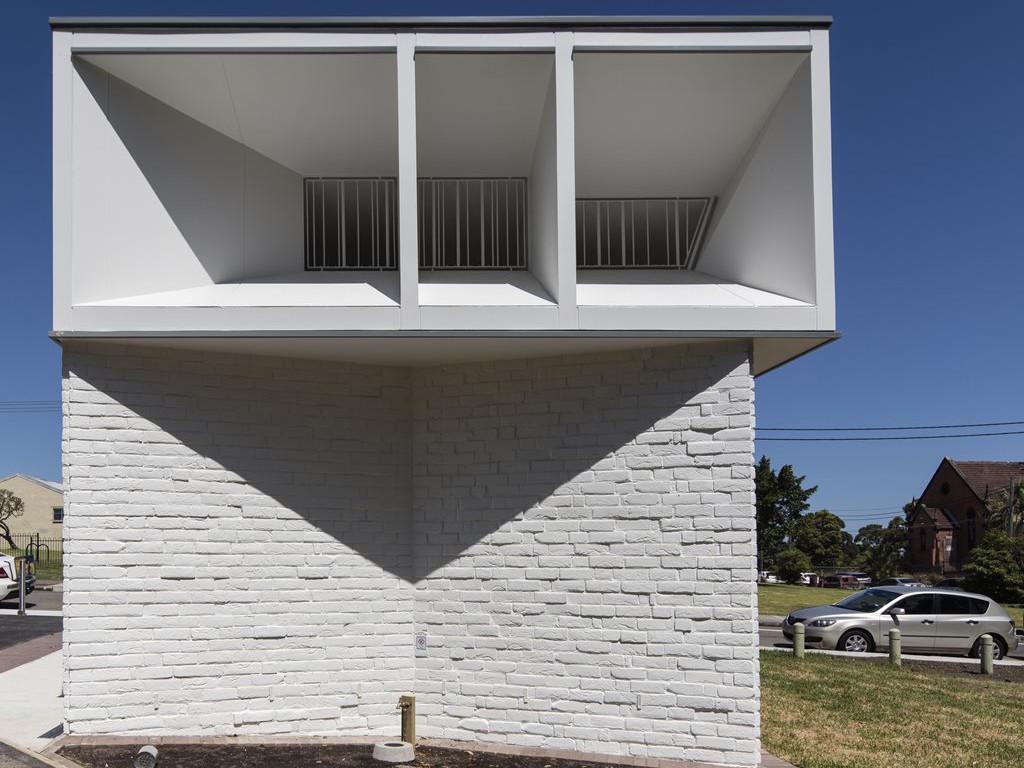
[{"x1": 781, "y1": 586, "x2": 1020, "y2": 659}]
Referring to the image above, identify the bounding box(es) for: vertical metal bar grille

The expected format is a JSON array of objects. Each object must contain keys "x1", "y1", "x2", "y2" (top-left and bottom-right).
[
  {"x1": 418, "y1": 178, "x2": 528, "y2": 270},
  {"x1": 575, "y1": 197, "x2": 715, "y2": 269},
  {"x1": 304, "y1": 178, "x2": 398, "y2": 270}
]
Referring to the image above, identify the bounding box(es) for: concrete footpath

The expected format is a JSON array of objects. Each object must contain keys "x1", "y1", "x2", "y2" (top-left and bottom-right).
[{"x1": 0, "y1": 650, "x2": 63, "y2": 752}]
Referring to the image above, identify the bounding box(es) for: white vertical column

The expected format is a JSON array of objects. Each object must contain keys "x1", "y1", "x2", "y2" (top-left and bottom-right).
[
  {"x1": 53, "y1": 31, "x2": 74, "y2": 332},
  {"x1": 554, "y1": 32, "x2": 578, "y2": 330},
  {"x1": 397, "y1": 35, "x2": 420, "y2": 328},
  {"x1": 809, "y1": 29, "x2": 835, "y2": 331}
]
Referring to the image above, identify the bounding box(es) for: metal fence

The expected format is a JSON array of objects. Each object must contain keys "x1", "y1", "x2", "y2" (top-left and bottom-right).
[
  {"x1": 418, "y1": 177, "x2": 528, "y2": 270},
  {"x1": 304, "y1": 177, "x2": 398, "y2": 270},
  {"x1": 576, "y1": 196, "x2": 715, "y2": 269},
  {"x1": 1, "y1": 534, "x2": 63, "y2": 565}
]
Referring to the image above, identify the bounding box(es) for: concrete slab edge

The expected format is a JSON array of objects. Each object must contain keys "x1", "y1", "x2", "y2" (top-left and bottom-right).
[{"x1": 1, "y1": 735, "x2": 78, "y2": 768}]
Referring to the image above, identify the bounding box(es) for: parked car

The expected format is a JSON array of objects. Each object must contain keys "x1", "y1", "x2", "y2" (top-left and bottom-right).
[
  {"x1": 0, "y1": 554, "x2": 36, "y2": 601},
  {"x1": 872, "y1": 577, "x2": 924, "y2": 588},
  {"x1": 837, "y1": 571, "x2": 871, "y2": 587},
  {"x1": 797, "y1": 572, "x2": 817, "y2": 586},
  {"x1": 822, "y1": 574, "x2": 858, "y2": 589},
  {"x1": 936, "y1": 577, "x2": 964, "y2": 590},
  {"x1": 759, "y1": 571, "x2": 779, "y2": 584},
  {"x1": 782, "y1": 586, "x2": 1019, "y2": 659}
]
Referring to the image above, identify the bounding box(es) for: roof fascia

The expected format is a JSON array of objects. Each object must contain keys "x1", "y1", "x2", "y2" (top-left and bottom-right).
[{"x1": 50, "y1": 16, "x2": 833, "y2": 32}]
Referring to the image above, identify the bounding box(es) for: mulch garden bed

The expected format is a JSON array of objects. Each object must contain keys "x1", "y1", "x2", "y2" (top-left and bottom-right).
[
  {"x1": 60, "y1": 744, "x2": 629, "y2": 768},
  {"x1": 862, "y1": 656, "x2": 1024, "y2": 683}
]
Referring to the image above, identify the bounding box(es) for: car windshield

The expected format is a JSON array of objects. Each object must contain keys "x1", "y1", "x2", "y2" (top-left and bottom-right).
[{"x1": 833, "y1": 589, "x2": 900, "y2": 612}]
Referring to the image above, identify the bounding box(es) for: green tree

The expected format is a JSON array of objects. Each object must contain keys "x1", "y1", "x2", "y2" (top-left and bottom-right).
[
  {"x1": 774, "y1": 547, "x2": 812, "y2": 584},
  {"x1": 0, "y1": 489, "x2": 25, "y2": 549},
  {"x1": 793, "y1": 510, "x2": 853, "y2": 566},
  {"x1": 985, "y1": 484, "x2": 1024, "y2": 536},
  {"x1": 962, "y1": 529, "x2": 1024, "y2": 602},
  {"x1": 755, "y1": 456, "x2": 817, "y2": 571},
  {"x1": 855, "y1": 516, "x2": 907, "y2": 580}
]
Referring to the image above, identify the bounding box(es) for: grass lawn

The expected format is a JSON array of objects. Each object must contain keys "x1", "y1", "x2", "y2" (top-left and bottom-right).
[
  {"x1": 758, "y1": 583, "x2": 1024, "y2": 625},
  {"x1": 758, "y1": 584, "x2": 850, "y2": 616},
  {"x1": 761, "y1": 650, "x2": 1024, "y2": 768}
]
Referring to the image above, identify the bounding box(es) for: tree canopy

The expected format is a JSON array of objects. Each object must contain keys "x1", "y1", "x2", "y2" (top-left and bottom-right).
[
  {"x1": 0, "y1": 489, "x2": 25, "y2": 549},
  {"x1": 855, "y1": 516, "x2": 907, "y2": 580},
  {"x1": 793, "y1": 510, "x2": 855, "y2": 567},
  {"x1": 755, "y1": 456, "x2": 817, "y2": 570}
]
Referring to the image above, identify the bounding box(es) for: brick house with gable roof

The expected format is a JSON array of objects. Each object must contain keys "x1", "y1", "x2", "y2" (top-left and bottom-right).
[{"x1": 908, "y1": 458, "x2": 1024, "y2": 573}]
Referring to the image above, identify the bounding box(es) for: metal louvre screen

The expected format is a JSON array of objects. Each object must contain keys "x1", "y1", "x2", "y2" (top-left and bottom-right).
[
  {"x1": 304, "y1": 178, "x2": 398, "y2": 270},
  {"x1": 418, "y1": 178, "x2": 528, "y2": 269},
  {"x1": 575, "y1": 197, "x2": 715, "y2": 269}
]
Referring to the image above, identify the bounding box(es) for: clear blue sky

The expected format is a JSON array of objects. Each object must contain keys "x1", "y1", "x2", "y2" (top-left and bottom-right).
[{"x1": 2, "y1": 1, "x2": 1022, "y2": 535}]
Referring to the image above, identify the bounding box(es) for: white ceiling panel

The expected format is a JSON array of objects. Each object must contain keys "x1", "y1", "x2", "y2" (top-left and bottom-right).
[
  {"x1": 80, "y1": 53, "x2": 399, "y2": 177},
  {"x1": 574, "y1": 51, "x2": 808, "y2": 197}
]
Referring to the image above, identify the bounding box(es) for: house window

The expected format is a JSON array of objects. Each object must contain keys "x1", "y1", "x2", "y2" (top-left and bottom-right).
[
  {"x1": 919, "y1": 527, "x2": 926, "y2": 552},
  {"x1": 418, "y1": 178, "x2": 528, "y2": 269},
  {"x1": 967, "y1": 507, "x2": 976, "y2": 547},
  {"x1": 52, "y1": 507, "x2": 64, "y2": 523},
  {"x1": 576, "y1": 197, "x2": 714, "y2": 269},
  {"x1": 941, "y1": 482, "x2": 950, "y2": 495},
  {"x1": 304, "y1": 178, "x2": 398, "y2": 270}
]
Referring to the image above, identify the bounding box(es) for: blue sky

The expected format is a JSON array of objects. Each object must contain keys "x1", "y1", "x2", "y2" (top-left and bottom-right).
[{"x1": 2, "y1": 1, "x2": 1021, "y2": 535}]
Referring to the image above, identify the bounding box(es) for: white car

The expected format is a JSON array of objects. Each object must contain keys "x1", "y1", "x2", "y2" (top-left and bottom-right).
[{"x1": 0, "y1": 554, "x2": 35, "y2": 601}]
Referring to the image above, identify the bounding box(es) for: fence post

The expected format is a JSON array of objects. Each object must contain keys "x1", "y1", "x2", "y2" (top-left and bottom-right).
[
  {"x1": 980, "y1": 634, "x2": 994, "y2": 675},
  {"x1": 793, "y1": 623, "x2": 805, "y2": 658},
  {"x1": 888, "y1": 628, "x2": 901, "y2": 667}
]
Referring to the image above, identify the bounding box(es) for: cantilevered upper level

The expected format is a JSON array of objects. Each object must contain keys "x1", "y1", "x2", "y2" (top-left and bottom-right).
[{"x1": 52, "y1": 16, "x2": 837, "y2": 374}]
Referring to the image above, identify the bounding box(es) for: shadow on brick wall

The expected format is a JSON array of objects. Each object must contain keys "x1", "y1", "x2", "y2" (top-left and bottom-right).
[{"x1": 64, "y1": 341, "x2": 749, "y2": 584}]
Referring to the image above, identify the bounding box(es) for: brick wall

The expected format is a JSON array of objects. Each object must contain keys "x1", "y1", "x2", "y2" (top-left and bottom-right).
[
  {"x1": 62, "y1": 344, "x2": 414, "y2": 736},
  {"x1": 412, "y1": 343, "x2": 758, "y2": 766},
  {"x1": 62, "y1": 341, "x2": 757, "y2": 766}
]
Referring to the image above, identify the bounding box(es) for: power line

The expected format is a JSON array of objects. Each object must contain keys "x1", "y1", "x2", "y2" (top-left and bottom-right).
[
  {"x1": 759, "y1": 419, "x2": 1024, "y2": 432},
  {"x1": 759, "y1": 429, "x2": 1024, "y2": 442}
]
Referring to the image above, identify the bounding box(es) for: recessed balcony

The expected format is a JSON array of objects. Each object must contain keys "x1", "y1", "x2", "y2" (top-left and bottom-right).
[{"x1": 573, "y1": 50, "x2": 820, "y2": 326}]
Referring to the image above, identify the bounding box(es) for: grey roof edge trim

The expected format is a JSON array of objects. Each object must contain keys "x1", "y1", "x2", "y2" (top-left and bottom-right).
[
  {"x1": 50, "y1": 330, "x2": 841, "y2": 341},
  {"x1": 49, "y1": 15, "x2": 833, "y2": 31}
]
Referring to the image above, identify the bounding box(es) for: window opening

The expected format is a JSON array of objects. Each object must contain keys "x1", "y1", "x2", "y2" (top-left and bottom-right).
[
  {"x1": 304, "y1": 178, "x2": 398, "y2": 270},
  {"x1": 418, "y1": 178, "x2": 527, "y2": 270},
  {"x1": 576, "y1": 197, "x2": 714, "y2": 269}
]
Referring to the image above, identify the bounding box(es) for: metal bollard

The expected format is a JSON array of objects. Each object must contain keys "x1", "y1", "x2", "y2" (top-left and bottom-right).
[
  {"x1": 980, "y1": 634, "x2": 994, "y2": 675},
  {"x1": 888, "y1": 628, "x2": 901, "y2": 667},
  {"x1": 793, "y1": 622, "x2": 805, "y2": 658},
  {"x1": 17, "y1": 559, "x2": 26, "y2": 618}
]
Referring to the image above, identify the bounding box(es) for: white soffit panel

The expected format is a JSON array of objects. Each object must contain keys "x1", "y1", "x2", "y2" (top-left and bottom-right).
[
  {"x1": 79, "y1": 53, "x2": 399, "y2": 176},
  {"x1": 574, "y1": 51, "x2": 807, "y2": 197},
  {"x1": 416, "y1": 53, "x2": 554, "y2": 176}
]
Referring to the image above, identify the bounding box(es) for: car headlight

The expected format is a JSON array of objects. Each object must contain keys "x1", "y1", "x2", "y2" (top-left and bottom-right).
[{"x1": 808, "y1": 619, "x2": 837, "y2": 627}]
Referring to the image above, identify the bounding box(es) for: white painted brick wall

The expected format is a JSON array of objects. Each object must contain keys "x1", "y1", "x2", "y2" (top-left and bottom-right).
[
  {"x1": 62, "y1": 341, "x2": 757, "y2": 766},
  {"x1": 62, "y1": 344, "x2": 415, "y2": 737},
  {"x1": 411, "y1": 343, "x2": 758, "y2": 767}
]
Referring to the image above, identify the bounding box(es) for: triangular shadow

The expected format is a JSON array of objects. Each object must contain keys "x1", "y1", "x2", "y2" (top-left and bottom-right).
[{"x1": 67, "y1": 343, "x2": 743, "y2": 585}]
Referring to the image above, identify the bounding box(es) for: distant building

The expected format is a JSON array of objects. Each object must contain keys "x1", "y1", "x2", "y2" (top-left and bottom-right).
[
  {"x1": 0, "y1": 474, "x2": 64, "y2": 539},
  {"x1": 907, "y1": 458, "x2": 1024, "y2": 573}
]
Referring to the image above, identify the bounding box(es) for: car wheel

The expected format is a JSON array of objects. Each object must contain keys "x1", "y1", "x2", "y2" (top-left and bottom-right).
[
  {"x1": 971, "y1": 635, "x2": 1007, "y2": 661},
  {"x1": 837, "y1": 629, "x2": 874, "y2": 653}
]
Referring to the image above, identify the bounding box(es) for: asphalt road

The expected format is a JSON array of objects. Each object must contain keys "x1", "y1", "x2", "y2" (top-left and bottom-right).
[
  {"x1": 759, "y1": 625, "x2": 1024, "y2": 660},
  {"x1": 0, "y1": 590, "x2": 62, "y2": 613}
]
